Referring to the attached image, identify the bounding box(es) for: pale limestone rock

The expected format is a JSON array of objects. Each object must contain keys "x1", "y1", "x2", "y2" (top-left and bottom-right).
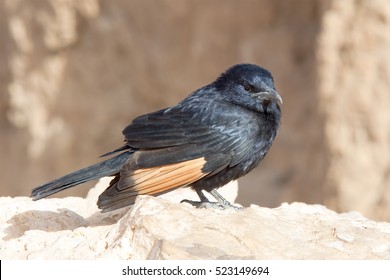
[
  {"x1": 317, "y1": 0, "x2": 390, "y2": 220},
  {"x1": 1, "y1": 180, "x2": 389, "y2": 260}
]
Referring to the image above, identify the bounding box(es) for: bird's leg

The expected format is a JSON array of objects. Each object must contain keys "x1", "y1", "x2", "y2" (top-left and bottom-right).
[
  {"x1": 180, "y1": 189, "x2": 210, "y2": 208},
  {"x1": 209, "y1": 189, "x2": 243, "y2": 211},
  {"x1": 181, "y1": 189, "x2": 242, "y2": 211}
]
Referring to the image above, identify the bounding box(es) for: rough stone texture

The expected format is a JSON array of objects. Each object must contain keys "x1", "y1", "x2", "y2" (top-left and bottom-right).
[
  {"x1": 1, "y1": 180, "x2": 390, "y2": 260},
  {"x1": 1, "y1": 0, "x2": 390, "y2": 223},
  {"x1": 317, "y1": 0, "x2": 390, "y2": 221}
]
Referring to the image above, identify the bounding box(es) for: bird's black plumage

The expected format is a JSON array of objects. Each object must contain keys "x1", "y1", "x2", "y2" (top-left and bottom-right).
[{"x1": 31, "y1": 64, "x2": 282, "y2": 212}]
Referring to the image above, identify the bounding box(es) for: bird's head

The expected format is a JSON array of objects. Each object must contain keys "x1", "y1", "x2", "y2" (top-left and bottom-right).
[{"x1": 214, "y1": 64, "x2": 282, "y2": 114}]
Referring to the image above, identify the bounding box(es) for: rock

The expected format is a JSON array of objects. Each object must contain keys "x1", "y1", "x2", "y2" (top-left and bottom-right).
[
  {"x1": 1, "y1": 180, "x2": 389, "y2": 259},
  {"x1": 317, "y1": 0, "x2": 390, "y2": 220}
]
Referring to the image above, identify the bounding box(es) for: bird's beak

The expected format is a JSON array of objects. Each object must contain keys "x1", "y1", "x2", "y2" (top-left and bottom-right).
[
  {"x1": 271, "y1": 89, "x2": 283, "y2": 104},
  {"x1": 255, "y1": 89, "x2": 283, "y2": 104}
]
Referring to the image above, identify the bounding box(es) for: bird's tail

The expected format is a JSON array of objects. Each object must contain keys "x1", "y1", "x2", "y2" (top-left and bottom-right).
[{"x1": 31, "y1": 151, "x2": 132, "y2": 200}]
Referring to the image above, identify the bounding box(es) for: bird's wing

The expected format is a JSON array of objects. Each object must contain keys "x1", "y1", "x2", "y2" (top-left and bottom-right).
[{"x1": 98, "y1": 104, "x2": 256, "y2": 212}]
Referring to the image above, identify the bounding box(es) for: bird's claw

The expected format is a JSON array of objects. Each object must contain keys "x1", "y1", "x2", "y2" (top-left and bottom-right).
[{"x1": 180, "y1": 199, "x2": 243, "y2": 211}]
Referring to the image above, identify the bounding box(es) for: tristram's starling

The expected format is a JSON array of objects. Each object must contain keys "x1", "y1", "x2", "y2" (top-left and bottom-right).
[{"x1": 32, "y1": 64, "x2": 282, "y2": 212}]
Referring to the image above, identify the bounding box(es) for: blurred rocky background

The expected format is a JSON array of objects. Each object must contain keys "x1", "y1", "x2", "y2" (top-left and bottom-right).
[{"x1": 0, "y1": 0, "x2": 389, "y2": 221}]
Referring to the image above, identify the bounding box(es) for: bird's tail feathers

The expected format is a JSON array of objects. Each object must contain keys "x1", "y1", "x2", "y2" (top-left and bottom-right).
[{"x1": 31, "y1": 151, "x2": 131, "y2": 200}]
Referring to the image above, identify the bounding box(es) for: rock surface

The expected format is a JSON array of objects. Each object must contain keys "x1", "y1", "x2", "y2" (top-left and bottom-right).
[
  {"x1": 317, "y1": 0, "x2": 390, "y2": 221},
  {"x1": 1, "y1": 179, "x2": 390, "y2": 260}
]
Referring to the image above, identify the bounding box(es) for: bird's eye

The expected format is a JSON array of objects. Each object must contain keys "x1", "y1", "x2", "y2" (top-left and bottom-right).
[{"x1": 243, "y1": 84, "x2": 253, "y2": 92}]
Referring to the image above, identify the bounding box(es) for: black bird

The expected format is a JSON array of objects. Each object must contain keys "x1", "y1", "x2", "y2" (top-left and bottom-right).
[{"x1": 32, "y1": 64, "x2": 282, "y2": 212}]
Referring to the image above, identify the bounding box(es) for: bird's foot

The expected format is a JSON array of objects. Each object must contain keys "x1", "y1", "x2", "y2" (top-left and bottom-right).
[
  {"x1": 180, "y1": 199, "x2": 243, "y2": 211},
  {"x1": 181, "y1": 188, "x2": 243, "y2": 211}
]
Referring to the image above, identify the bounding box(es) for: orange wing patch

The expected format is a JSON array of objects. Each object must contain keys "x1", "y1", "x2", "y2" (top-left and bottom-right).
[
  {"x1": 98, "y1": 157, "x2": 208, "y2": 212},
  {"x1": 130, "y1": 157, "x2": 207, "y2": 195}
]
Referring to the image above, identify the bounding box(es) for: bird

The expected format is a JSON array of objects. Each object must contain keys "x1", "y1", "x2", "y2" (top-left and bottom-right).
[{"x1": 31, "y1": 63, "x2": 282, "y2": 212}]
